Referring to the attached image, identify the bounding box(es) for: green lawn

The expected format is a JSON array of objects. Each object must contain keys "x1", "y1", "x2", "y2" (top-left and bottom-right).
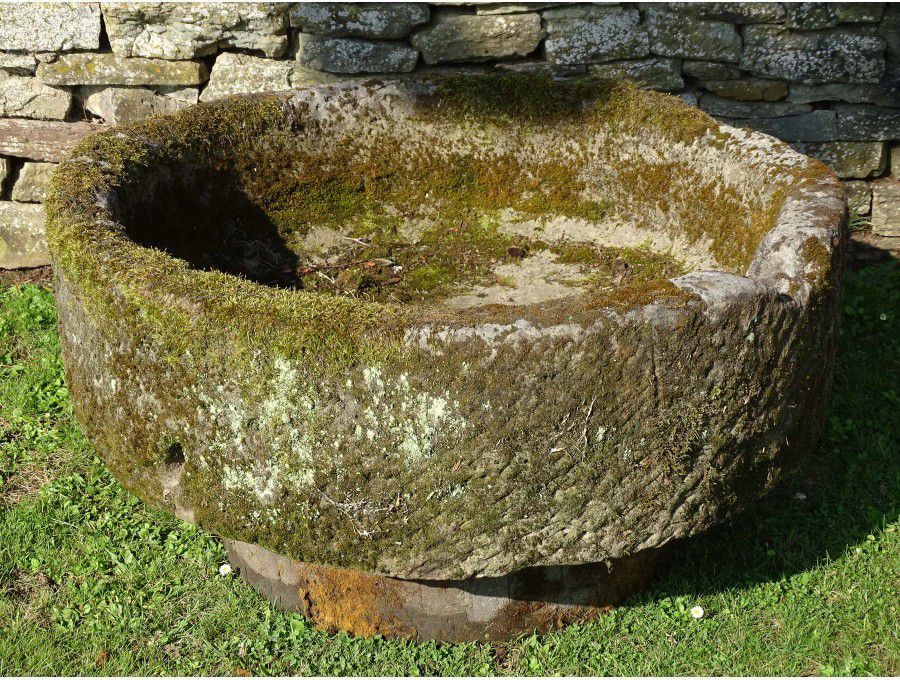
[{"x1": 0, "y1": 264, "x2": 897, "y2": 676}]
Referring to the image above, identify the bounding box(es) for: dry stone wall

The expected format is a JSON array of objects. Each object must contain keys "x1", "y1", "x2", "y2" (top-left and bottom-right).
[{"x1": 1, "y1": 1, "x2": 897, "y2": 269}]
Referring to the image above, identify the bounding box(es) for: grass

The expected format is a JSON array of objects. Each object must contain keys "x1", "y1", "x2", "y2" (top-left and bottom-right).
[{"x1": 0, "y1": 264, "x2": 897, "y2": 676}]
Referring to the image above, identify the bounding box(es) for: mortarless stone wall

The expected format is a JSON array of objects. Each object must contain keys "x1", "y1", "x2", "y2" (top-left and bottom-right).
[{"x1": 0, "y1": 1, "x2": 897, "y2": 269}]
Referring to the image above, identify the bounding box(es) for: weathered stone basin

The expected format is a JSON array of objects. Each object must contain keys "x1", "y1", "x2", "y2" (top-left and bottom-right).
[{"x1": 46, "y1": 74, "x2": 846, "y2": 641}]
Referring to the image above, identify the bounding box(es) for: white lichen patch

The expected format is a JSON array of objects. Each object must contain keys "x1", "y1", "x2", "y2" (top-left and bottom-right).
[
  {"x1": 359, "y1": 366, "x2": 468, "y2": 463},
  {"x1": 195, "y1": 356, "x2": 319, "y2": 503}
]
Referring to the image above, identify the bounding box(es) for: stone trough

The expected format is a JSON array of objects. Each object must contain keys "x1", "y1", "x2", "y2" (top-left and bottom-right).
[{"x1": 46, "y1": 74, "x2": 846, "y2": 642}]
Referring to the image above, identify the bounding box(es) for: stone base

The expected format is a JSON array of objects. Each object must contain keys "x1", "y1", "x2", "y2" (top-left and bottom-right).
[{"x1": 224, "y1": 539, "x2": 670, "y2": 642}]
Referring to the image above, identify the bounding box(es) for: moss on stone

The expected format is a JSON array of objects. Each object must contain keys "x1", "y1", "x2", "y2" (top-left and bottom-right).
[{"x1": 44, "y1": 74, "x2": 844, "y2": 580}]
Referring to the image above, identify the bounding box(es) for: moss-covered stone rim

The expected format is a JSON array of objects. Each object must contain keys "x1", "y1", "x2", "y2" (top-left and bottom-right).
[{"x1": 45, "y1": 75, "x2": 847, "y2": 367}]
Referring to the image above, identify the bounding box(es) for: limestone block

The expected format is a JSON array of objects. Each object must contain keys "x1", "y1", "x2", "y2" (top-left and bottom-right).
[
  {"x1": 0, "y1": 3, "x2": 101, "y2": 52},
  {"x1": 791, "y1": 142, "x2": 887, "y2": 179},
  {"x1": 411, "y1": 9, "x2": 543, "y2": 64},
  {"x1": 103, "y1": 3, "x2": 288, "y2": 59},
  {"x1": 78, "y1": 86, "x2": 196, "y2": 125},
  {"x1": 787, "y1": 64, "x2": 899, "y2": 106},
  {"x1": 878, "y1": 4, "x2": 900, "y2": 63},
  {"x1": 784, "y1": 3, "x2": 884, "y2": 30},
  {"x1": 716, "y1": 110, "x2": 838, "y2": 142},
  {"x1": 699, "y1": 94, "x2": 810, "y2": 118},
  {"x1": 589, "y1": 58, "x2": 683, "y2": 91},
  {"x1": 543, "y1": 6, "x2": 648, "y2": 65},
  {"x1": 290, "y1": 3, "x2": 429, "y2": 39},
  {"x1": 871, "y1": 177, "x2": 900, "y2": 237},
  {"x1": 645, "y1": 7, "x2": 741, "y2": 63},
  {"x1": 0, "y1": 74, "x2": 71, "y2": 120},
  {"x1": 741, "y1": 26, "x2": 885, "y2": 84},
  {"x1": 0, "y1": 52, "x2": 38, "y2": 76},
  {"x1": 682, "y1": 60, "x2": 741, "y2": 81},
  {"x1": 665, "y1": 2, "x2": 785, "y2": 24},
  {"x1": 38, "y1": 53, "x2": 209, "y2": 87},
  {"x1": 0, "y1": 119, "x2": 102, "y2": 163},
  {"x1": 835, "y1": 105, "x2": 900, "y2": 141},
  {"x1": 495, "y1": 60, "x2": 587, "y2": 78},
  {"x1": 703, "y1": 78, "x2": 789, "y2": 101},
  {"x1": 202, "y1": 52, "x2": 292, "y2": 100},
  {"x1": 297, "y1": 35, "x2": 418, "y2": 74},
  {"x1": 477, "y1": 4, "x2": 556, "y2": 14},
  {"x1": 10, "y1": 162, "x2": 57, "y2": 203},
  {"x1": 200, "y1": 52, "x2": 348, "y2": 101},
  {"x1": 0, "y1": 201, "x2": 48, "y2": 269}
]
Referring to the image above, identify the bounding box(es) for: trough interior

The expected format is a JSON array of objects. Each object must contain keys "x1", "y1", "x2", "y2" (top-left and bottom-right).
[{"x1": 115, "y1": 78, "x2": 792, "y2": 307}]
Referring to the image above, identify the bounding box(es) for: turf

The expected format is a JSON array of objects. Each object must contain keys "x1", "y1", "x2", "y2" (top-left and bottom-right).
[{"x1": 0, "y1": 264, "x2": 897, "y2": 676}]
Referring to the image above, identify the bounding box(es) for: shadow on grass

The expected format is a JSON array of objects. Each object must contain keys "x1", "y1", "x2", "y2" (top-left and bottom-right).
[{"x1": 639, "y1": 261, "x2": 899, "y2": 603}]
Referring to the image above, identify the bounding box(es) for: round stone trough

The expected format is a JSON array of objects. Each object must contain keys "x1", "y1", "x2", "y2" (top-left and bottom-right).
[{"x1": 46, "y1": 73, "x2": 846, "y2": 642}]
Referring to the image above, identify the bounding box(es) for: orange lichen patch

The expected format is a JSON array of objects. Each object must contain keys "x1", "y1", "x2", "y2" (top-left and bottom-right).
[{"x1": 300, "y1": 563, "x2": 411, "y2": 639}]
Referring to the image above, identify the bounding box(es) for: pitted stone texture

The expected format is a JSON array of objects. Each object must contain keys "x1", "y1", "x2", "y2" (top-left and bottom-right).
[
  {"x1": 0, "y1": 202, "x2": 47, "y2": 269},
  {"x1": 38, "y1": 53, "x2": 209, "y2": 87},
  {"x1": 290, "y1": 3, "x2": 429, "y2": 39},
  {"x1": 201, "y1": 52, "x2": 350, "y2": 101},
  {"x1": 871, "y1": 178, "x2": 900, "y2": 237},
  {"x1": 0, "y1": 119, "x2": 101, "y2": 163},
  {"x1": 699, "y1": 94, "x2": 809, "y2": 119},
  {"x1": 102, "y1": 2, "x2": 288, "y2": 59},
  {"x1": 702, "y1": 78, "x2": 789, "y2": 102},
  {"x1": 0, "y1": 3, "x2": 101, "y2": 52},
  {"x1": 544, "y1": 6, "x2": 648, "y2": 66},
  {"x1": 645, "y1": 7, "x2": 741, "y2": 63},
  {"x1": 0, "y1": 53, "x2": 38, "y2": 77},
  {"x1": 792, "y1": 142, "x2": 887, "y2": 180},
  {"x1": 784, "y1": 3, "x2": 885, "y2": 30},
  {"x1": 411, "y1": 10, "x2": 543, "y2": 64},
  {"x1": 588, "y1": 58, "x2": 683, "y2": 91},
  {"x1": 718, "y1": 110, "x2": 839, "y2": 143},
  {"x1": 78, "y1": 86, "x2": 197, "y2": 125},
  {"x1": 666, "y1": 2, "x2": 785, "y2": 24},
  {"x1": 46, "y1": 82, "x2": 845, "y2": 582},
  {"x1": 297, "y1": 34, "x2": 418, "y2": 74},
  {"x1": 0, "y1": 74, "x2": 71, "y2": 120},
  {"x1": 741, "y1": 25, "x2": 886, "y2": 84},
  {"x1": 10, "y1": 162, "x2": 57, "y2": 203},
  {"x1": 835, "y1": 105, "x2": 900, "y2": 141}
]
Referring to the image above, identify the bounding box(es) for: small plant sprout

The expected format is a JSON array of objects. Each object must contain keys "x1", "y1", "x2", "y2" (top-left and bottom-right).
[
  {"x1": 218, "y1": 563, "x2": 233, "y2": 577},
  {"x1": 690, "y1": 606, "x2": 705, "y2": 619}
]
